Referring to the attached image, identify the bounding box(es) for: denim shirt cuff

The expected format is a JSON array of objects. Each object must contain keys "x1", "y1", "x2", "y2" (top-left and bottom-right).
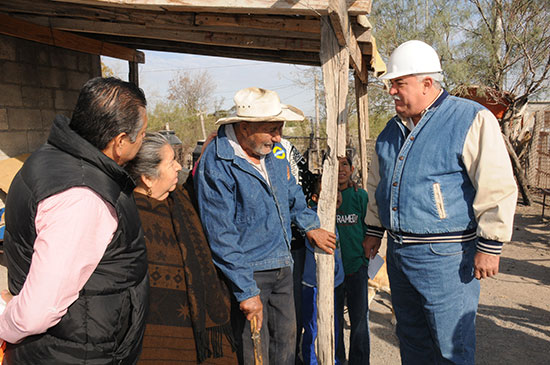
[
  {"x1": 302, "y1": 221, "x2": 321, "y2": 233},
  {"x1": 234, "y1": 287, "x2": 261, "y2": 302},
  {"x1": 476, "y1": 237, "x2": 503, "y2": 255},
  {"x1": 366, "y1": 225, "x2": 385, "y2": 239}
]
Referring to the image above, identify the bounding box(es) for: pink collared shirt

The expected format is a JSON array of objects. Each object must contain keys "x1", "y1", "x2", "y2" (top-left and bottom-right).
[{"x1": 0, "y1": 187, "x2": 117, "y2": 344}]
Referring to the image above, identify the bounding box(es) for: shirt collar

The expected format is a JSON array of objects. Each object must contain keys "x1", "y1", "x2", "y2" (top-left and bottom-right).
[
  {"x1": 400, "y1": 89, "x2": 448, "y2": 131},
  {"x1": 225, "y1": 123, "x2": 265, "y2": 164}
]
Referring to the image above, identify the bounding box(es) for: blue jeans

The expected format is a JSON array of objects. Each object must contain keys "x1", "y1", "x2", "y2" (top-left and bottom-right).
[
  {"x1": 231, "y1": 266, "x2": 296, "y2": 365},
  {"x1": 301, "y1": 284, "x2": 345, "y2": 365},
  {"x1": 387, "y1": 237, "x2": 480, "y2": 365},
  {"x1": 344, "y1": 264, "x2": 370, "y2": 365},
  {"x1": 292, "y1": 246, "x2": 306, "y2": 364}
]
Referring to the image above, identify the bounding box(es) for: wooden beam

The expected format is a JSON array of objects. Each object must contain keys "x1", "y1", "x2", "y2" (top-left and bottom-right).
[
  {"x1": 2, "y1": 1, "x2": 318, "y2": 38},
  {"x1": 0, "y1": 13, "x2": 144, "y2": 62},
  {"x1": 195, "y1": 13, "x2": 320, "y2": 35},
  {"x1": 85, "y1": 33, "x2": 323, "y2": 66},
  {"x1": 0, "y1": 0, "x2": 178, "y2": 24},
  {"x1": 54, "y1": 0, "x2": 373, "y2": 16},
  {"x1": 16, "y1": 12, "x2": 320, "y2": 42},
  {"x1": 328, "y1": 0, "x2": 367, "y2": 83},
  {"x1": 2, "y1": 1, "x2": 373, "y2": 44},
  {"x1": 316, "y1": 12, "x2": 349, "y2": 364},
  {"x1": 15, "y1": 14, "x2": 321, "y2": 53},
  {"x1": 355, "y1": 74, "x2": 370, "y2": 186},
  {"x1": 353, "y1": 24, "x2": 372, "y2": 43},
  {"x1": 128, "y1": 61, "x2": 139, "y2": 86},
  {"x1": 1, "y1": 1, "x2": 377, "y2": 56}
]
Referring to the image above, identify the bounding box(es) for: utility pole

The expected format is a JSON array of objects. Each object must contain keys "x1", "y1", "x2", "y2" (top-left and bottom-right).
[{"x1": 199, "y1": 111, "x2": 207, "y2": 141}]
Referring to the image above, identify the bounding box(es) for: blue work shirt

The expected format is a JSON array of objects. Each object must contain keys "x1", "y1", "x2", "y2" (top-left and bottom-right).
[{"x1": 195, "y1": 125, "x2": 320, "y2": 302}]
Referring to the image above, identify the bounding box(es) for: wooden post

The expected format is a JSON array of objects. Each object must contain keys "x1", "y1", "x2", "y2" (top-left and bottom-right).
[
  {"x1": 315, "y1": 73, "x2": 321, "y2": 168},
  {"x1": 316, "y1": 14, "x2": 349, "y2": 364},
  {"x1": 129, "y1": 61, "x2": 139, "y2": 86},
  {"x1": 355, "y1": 73, "x2": 369, "y2": 186},
  {"x1": 199, "y1": 112, "x2": 207, "y2": 140}
]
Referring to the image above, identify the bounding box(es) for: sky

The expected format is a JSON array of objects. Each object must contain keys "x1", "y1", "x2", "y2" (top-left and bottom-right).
[{"x1": 102, "y1": 51, "x2": 320, "y2": 118}]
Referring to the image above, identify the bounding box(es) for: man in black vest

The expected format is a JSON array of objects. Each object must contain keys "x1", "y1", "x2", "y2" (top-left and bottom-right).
[{"x1": 0, "y1": 77, "x2": 149, "y2": 364}]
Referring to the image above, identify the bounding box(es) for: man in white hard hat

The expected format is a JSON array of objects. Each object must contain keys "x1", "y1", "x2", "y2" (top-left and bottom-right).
[
  {"x1": 195, "y1": 87, "x2": 337, "y2": 364},
  {"x1": 363, "y1": 40, "x2": 517, "y2": 364}
]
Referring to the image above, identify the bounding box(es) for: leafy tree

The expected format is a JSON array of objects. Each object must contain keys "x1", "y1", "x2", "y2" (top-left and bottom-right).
[
  {"x1": 362, "y1": 76, "x2": 394, "y2": 138},
  {"x1": 459, "y1": 0, "x2": 549, "y2": 99},
  {"x1": 147, "y1": 102, "x2": 187, "y2": 133},
  {"x1": 285, "y1": 67, "x2": 390, "y2": 147},
  {"x1": 148, "y1": 102, "x2": 218, "y2": 150},
  {"x1": 455, "y1": 0, "x2": 550, "y2": 204},
  {"x1": 370, "y1": 0, "x2": 550, "y2": 204}
]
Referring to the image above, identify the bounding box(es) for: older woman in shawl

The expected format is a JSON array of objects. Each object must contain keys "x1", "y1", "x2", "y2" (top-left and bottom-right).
[{"x1": 126, "y1": 132, "x2": 236, "y2": 364}]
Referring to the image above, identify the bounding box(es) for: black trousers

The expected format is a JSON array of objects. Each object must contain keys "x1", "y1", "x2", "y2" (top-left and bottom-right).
[{"x1": 231, "y1": 266, "x2": 297, "y2": 365}]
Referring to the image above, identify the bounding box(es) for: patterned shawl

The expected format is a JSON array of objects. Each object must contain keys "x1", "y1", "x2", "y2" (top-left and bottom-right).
[{"x1": 135, "y1": 177, "x2": 235, "y2": 362}]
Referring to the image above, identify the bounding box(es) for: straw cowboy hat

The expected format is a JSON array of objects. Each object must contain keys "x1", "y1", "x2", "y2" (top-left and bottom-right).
[{"x1": 216, "y1": 87, "x2": 305, "y2": 125}]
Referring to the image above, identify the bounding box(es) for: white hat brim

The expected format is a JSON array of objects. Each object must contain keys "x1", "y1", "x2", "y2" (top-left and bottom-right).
[{"x1": 216, "y1": 104, "x2": 305, "y2": 125}]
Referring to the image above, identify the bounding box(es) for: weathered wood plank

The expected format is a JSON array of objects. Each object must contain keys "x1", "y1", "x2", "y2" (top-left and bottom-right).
[
  {"x1": 328, "y1": 1, "x2": 352, "y2": 156},
  {"x1": 129, "y1": 60, "x2": 139, "y2": 86},
  {"x1": 13, "y1": 14, "x2": 321, "y2": 52},
  {"x1": 317, "y1": 13, "x2": 349, "y2": 364},
  {"x1": 54, "y1": 0, "x2": 373, "y2": 16},
  {"x1": 328, "y1": 0, "x2": 366, "y2": 83},
  {"x1": 0, "y1": 13, "x2": 144, "y2": 62},
  {"x1": 2, "y1": 1, "x2": 377, "y2": 55},
  {"x1": 16, "y1": 12, "x2": 320, "y2": 41},
  {"x1": 1, "y1": 0, "x2": 144, "y2": 22},
  {"x1": 89, "y1": 33, "x2": 322, "y2": 66},
  {"x1": 195, "y1": 13, "x2": 320, "y2": 34},
  {"x1": 353, "y1": 24, "x2": 372, "y2": 43},
  {"x1": 3, "y1": 0, "x2": 371, "y2": 42},
  {"x1": 355, "y1": 74, "x2": 370, "y2": 186}
]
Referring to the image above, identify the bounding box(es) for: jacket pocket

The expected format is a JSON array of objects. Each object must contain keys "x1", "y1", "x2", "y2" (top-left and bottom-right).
[
  {"x1": 113, "y1": 275, "x2": 149, "y2": 362},
  {"x1": 432, "y1": 183, "x2": 447, "y2": 219}
]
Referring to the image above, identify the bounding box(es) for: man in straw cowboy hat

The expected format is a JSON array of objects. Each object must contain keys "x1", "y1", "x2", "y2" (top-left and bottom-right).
[{"x1": 195, "y1": 87, "x2": 336, "y2": 364}]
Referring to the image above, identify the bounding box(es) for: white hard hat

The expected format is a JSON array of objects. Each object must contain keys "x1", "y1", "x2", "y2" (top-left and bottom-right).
[{"x1": 380, "y1": 40, "x2": 442, "y2": 80}]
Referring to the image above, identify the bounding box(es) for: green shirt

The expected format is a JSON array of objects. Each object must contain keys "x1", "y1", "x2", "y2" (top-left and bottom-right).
[{"x1": 336, "y1": 187, "x2": 369, "y2": 274}]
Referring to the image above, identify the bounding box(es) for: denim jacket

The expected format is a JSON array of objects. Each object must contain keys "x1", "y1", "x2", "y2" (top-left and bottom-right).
[
  {"x1": 195, "y1": 125, "x2": 320, "y2": 302},
  {"x1": 375, "y1": 92, "x2": 481, "y2": 234},
  {"x1": 366, "y1": 92, "x2": 517, "y2": 254}
]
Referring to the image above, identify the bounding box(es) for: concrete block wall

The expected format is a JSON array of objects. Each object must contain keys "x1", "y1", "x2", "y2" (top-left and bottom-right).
[{"x1": 0, "y1": 34, "x2": 101, "y2": 160}]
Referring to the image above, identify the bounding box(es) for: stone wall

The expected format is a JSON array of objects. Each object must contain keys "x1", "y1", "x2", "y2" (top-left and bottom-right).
[{"x1": 0, "y1": 34, "x2": 100, "y2": 160}]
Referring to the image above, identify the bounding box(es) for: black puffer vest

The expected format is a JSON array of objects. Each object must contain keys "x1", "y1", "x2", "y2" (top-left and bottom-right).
[{"x1": 3, "y1": 115, "x2": 149, "y2": 364}]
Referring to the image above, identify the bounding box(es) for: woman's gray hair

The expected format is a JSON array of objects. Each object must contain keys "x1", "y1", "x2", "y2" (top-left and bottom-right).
[
  {"x1": 125, "y1": 132, "x2": 170, "y2": 182},
  {"x1": 416, "y1": 72, "x2": 443, "y2": 89}
]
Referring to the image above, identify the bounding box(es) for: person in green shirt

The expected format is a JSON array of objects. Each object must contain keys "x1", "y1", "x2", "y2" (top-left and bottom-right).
[{"x1": 336, "y1": 155, "x2": 370, "y2": 365}]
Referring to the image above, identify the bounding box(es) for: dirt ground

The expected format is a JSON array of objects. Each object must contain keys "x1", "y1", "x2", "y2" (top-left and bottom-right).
[
  {"x1": 365, "y1": 192, "x2": 550, "y2": 365},
  {"x1": 0, "y1": 194, "x2": 548, "y2": 364}
]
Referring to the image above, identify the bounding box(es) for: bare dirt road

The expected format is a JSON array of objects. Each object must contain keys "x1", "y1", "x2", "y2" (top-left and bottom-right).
[{"x1": 367, "y1": 194, "x2": 550, "y2": 365}]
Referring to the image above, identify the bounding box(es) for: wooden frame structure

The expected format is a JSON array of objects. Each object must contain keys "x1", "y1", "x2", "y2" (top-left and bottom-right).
[{"x1": 0, "y1": 0, "x2": 386, "y2": 361}]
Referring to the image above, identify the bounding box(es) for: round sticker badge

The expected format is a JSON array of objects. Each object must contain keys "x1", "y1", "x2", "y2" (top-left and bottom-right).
[{"x1": 272, "y1": 146, "x2": 286, "y2": 160}]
